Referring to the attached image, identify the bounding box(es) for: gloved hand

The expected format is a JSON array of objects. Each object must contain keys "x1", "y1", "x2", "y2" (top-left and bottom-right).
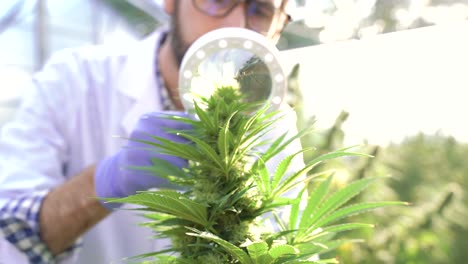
[{"x1": 95, "y1": 111, "x2": 192, "y2": 207}]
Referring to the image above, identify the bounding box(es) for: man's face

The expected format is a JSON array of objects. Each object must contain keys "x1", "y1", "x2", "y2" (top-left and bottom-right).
[{"x1": 166, "y1": 0, "x2": 289, "y2": 67}]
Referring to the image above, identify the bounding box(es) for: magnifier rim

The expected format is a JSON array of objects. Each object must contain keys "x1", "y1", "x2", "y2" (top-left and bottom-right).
[{"x1": 178, "y1": 27, "x2": 286, "y2": 112}]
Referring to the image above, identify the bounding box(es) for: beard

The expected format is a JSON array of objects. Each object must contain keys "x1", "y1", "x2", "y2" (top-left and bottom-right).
[{"x1": 169, "y1": 1, "x2": 189, "y2": 68}]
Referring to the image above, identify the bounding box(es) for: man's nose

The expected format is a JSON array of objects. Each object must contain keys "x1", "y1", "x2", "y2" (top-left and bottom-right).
[{"x1": 220, "y1": 2, "x2": 248, "y2": 28}]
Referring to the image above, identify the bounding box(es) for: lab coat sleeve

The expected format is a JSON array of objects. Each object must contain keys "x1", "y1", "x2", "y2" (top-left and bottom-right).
[
  {"x1": 0, "y1": 50, "x2": 81, "y2": 263},
  {"x1": 0, "y1": 51, "x2": 74, "y2": 203}
]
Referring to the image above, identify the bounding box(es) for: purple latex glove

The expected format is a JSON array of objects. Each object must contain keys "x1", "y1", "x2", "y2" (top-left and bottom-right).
[{"x1": 95, "y1": 111, "x2": 192, "y2": 207}]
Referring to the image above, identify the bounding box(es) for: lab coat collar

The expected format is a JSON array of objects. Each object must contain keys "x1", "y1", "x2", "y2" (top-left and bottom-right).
[{"x1": 117, "y1": 29, "x2": 167, "y2": 135}]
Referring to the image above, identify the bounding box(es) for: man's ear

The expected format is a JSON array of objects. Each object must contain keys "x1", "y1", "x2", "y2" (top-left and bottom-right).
[{"x1": 163, "y1": 0, "x2": 176, "y2": 15}]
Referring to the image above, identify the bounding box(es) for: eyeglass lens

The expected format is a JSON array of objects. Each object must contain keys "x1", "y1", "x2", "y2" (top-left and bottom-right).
[{"x1": 193, "y1": 0, "x2": 278, "y2": 34}]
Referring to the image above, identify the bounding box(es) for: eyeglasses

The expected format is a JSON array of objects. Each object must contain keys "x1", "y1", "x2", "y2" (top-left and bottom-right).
[{"x1": 192, "y1": 0, "x2": 290, "y2": 36}]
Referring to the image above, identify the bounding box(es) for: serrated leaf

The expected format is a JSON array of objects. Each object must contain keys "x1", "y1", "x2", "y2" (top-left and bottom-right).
[
  {"x1": 123, "y1": 247, "x2": 175, "y2": 260},
  {"x1": 265, "y1": 230, "x2": 298, "y2": 245},
  {"x1": 264, "y1": 131, "x2": 288, "y2": 156},
  {"x1": 218, "y1": 113, "x2": 233, "y2": 165},
  {"x1": 300, "y1": 223, "x2": 374, "y2": 242},
  {"x1": 271, "y1": 149, "x2": 308, "y2": 193},
  {"x1": 259, "y1": 197, "x2": 297, "y2": 214},
  {"x1": 268, "y1": 244, "x2": 299, "y2": 259},
  {"x1": 283, "y1": 258, "x2": 338, "y2": 264},
  {"x1": 186, "y1": 229, "x2": 253, "y2": 264},
  {"x1": 178, "y1": 132, "x2": 225, "y2": 172},
  {"x1": 252, "y1": 158, "x2": 270, "y2": 195},
  {"x1": 308, "y1": 177, "x2": 378, "y2": 226},
  {"x1": 299, "y1": 176, "x2": 333, "y2": 230},
  {"x1": 272, "y1": 212, "x2": 288, "y2": 232},
  {"x1": 194, "y1": 101, "x2": 216, "y2": 132},
  {"x1": 135, "y1": 136, "x2": 201, "y2": 163},
  {"x1": 271, "y1": 149, "x2": 363, "y2": 198},
  {"x1": 106, "y1": 192, "x2": 207, "y2": 226},
  {"x1": 276, "y1": 170, "x2": 335, "y2": 201},
  {"x1": 289, "y1": 189, "x2": 306, "y2": 231},
  {"x1": 260, "y1": 127, "x2": 312, "y2": 164},
  {"x1": 127, "y1": 158, "x2": 188, "y2": 181},
  {"x1": 320, "y1": 222, "x2": 374, "y2": 234},
  {"x1": 306, "y1": 150, "x2": 370, "y2": 168},
  {"x1": 313, "y1": 201, "x2": 408, "y2": 228},
  {"x1": 246, "y1": 241, "x2": 269, "y2": 263}
]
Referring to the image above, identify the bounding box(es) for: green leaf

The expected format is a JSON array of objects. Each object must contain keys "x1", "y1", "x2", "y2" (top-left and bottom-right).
[
  {"x1": 320, "y1": 222, "x2": 374, "y2": 234},
  {"x1": 265, "y1": 230, "x2": 298, "y2": 245},
  {"x1": 298, "y1": 178, "x2": 379, "y2": 241},
  {"x1": 186, "y1": 228, "x2": 253, "y2": 264},
  {"x1": 300, "y1": 223, "x2": 374, "y2": 242},
  {"x1": 269, "y1": 197, "x2": 297, "y2": 207},
  {"x1": 194, "y1": 101, "x2": 216, "y2": 132},
  {"x1": 302, "y1": 239, "x2": 364, "y2": 256},
  {"x1": 267, "y1": 131, "x2": 288, "y2": 152},
  {"x1": 283, "y1": 258, "x2": 338, "y2": 264},
  {"x1": 218, "y1": 112, "x2": 236, "y2": 166},
  {"x1": 142, "y1": 217, "x2": 193, "y2": 229},
  {"x1": 246, "y1": 241, "x2": 269, "y2": 263},
  {"x1": 106, "y1": 191, "x2": 208, "y2": 226},
  {"x1": 123, "y1": 247, "x2": 175, "y2": 261},
  {"x1": 260, "y1": 127, "x2": 312, "y2": 164},
  {"x1": 127, "y1": 158, "x2": 188, "y2": 180},
  {"x1": 307, "y1": 150, "x2": 370, "y2": 168},
  {"x1": 235, "y1": 128, "x2": 275, "y2": 161},
  {"x1": 272, "y1": 212, "x2": 288, "y2": 232},
  {"x1": 299, "y1": 176, "x2": 333, "y2": 230},
  {"x1": 289, "y1": 189, "x2": 306, "y2": 231},
  {"x1": 209, "y1": 186, "x2": 254, "y2": 221},
  {"x1": 240, "y1": 118, "x2": 279, "y2": 149},
  {"x1": 271, "y1": 149, "x2": 364, "y2": 198},
  {"x1": 178, "y1": 133, "x2": 226, "y2": 172},
  {"x1": 234, "y1": 107, "x2": 277, "y2": 155},
  {"x1": 313, "y1": 201, "x2": 408, "y2": 228},
  {"x1": 268, "y1": 244, "x2": 299, "y2": 259},
  {"x1": 161, "y1": 113, "x2": 198, "y2": 126},
  {"x1": 240, "y1": 104, "x2": 269, "y2": 137},
  {"x1": 270, "y1": 149, "x2": 312, "y2": 196},
  {"x1": 259, "y1": 197, "x2": 297, "y2": 214},
  {"x1": 136, "y1": 137, "x2": 201, "y2": 162},
  {"x1": 252, "y1": 158, "x2": 271, "y2": 196},
  {"x1": 218, "y1": 116, "x2": 232, "y2": 165}
]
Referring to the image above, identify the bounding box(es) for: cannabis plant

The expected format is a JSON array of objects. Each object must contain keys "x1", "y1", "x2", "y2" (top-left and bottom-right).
[{"x1": 106, "y1": 86, "x2": 404, "y2": 263}]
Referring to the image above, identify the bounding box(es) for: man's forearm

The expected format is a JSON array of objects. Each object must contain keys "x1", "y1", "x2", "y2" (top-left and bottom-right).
[{"x1": 39, "y1": 165, "x2": 110, "y2": 255}]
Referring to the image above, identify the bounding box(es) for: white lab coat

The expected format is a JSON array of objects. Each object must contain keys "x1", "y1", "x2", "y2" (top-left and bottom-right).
[{"x1": 0, "y1": 30, "x2": 303, "y2": 263}]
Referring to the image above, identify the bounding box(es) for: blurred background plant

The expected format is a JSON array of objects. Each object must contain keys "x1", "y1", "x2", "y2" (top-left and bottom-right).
[
  {"x1": 287, "y1": 63, "x2": 468, "y2": 264},
  {"x1": 1, "y1": 0, "x2": 467, "y2": 263},
  {"x1": 308, "y1": 117, "x2": 468, "y2": 264}
]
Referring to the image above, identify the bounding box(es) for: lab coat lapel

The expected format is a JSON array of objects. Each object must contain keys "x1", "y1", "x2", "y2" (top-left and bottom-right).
[{"x1": 117, "y1": 30, "x2": 165, "y2": 135}]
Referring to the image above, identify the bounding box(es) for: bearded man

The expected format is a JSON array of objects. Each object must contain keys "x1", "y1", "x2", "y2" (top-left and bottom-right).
[{"x1": 0, "y1": 1, "x2": 299, "y2": 263}]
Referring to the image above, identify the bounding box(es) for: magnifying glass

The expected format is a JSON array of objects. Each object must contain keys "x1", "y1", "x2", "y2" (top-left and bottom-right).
[{"x1": 178, "y1": 27, "x2": 287, "y2": 112}]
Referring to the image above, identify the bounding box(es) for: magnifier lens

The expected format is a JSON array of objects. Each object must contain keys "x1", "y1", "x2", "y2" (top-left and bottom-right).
[
  {"x1": 179, "y1": 28, "x2": 285, "y2": 112},
  {"x1": 187, "y1": 49, "x2": 272, "y2": 107}
]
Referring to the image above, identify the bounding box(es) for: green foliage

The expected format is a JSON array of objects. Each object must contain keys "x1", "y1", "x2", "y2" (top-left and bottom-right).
[
  {"x1": 294, "y1": 109, "x2": 468, "y2": 263},
  {"x1": 104, "y1": 86, "x2": 403, "y2": 263},
  {"x1": 287, "y1": 63, "x2": 465, "y2": 263},
  {"x1": 339, "y1": 133, "x2": 468, "y2": 264}
]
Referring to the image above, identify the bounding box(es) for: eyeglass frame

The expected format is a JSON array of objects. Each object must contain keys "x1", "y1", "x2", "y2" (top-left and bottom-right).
[{"x1": 191, "y1": 0, "x2": 291, "y2": 37}]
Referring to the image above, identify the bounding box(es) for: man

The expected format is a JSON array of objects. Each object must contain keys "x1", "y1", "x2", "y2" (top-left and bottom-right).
[{"x1": 0, "y1": 0, "x2": 299, "y2": 263}]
